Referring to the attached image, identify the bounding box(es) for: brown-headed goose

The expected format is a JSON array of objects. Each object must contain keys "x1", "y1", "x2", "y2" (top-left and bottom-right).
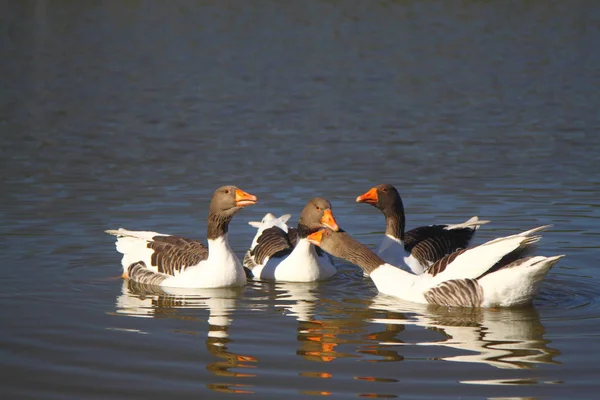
[
  {"x1": 243, "y1": 198, "x2": 339, "y2": 282},
  {"x1": 357, "y1": 184, "x2": 489, "y2": 275},
  {"x1": 307, "y1": 226, "x2": 564, "y2": 308},
  {"x1": 106, "y1": 185, "x2": 257, "y2": 288}
]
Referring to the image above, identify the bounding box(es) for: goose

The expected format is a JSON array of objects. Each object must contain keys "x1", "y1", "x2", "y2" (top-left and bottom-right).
[
  {"x1": 356, "y1": 184, "x2": 490, "y2": 275},
  {"x1": 307, "y1": 226, "x2": 564, "y2": 308},
  {"x1": 106, "y1": 185, "x2": 257, "y2": 289},
  {"x1": 244, "y1": 198, "x2": 339, "y2": 282}
]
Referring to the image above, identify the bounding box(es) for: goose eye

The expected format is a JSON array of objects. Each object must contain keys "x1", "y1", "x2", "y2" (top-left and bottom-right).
[
  {"x1": 316, "y1": 206, "x2": 321, "y2": 210},
  {"x1": 382, "y1": 188, "x2": 388, "y2": 193},
  {"x1": 225, "y1": 189, "x2": 230, "y2": 194}
]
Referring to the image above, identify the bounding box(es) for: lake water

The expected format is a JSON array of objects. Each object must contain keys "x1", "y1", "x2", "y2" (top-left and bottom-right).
[{"x1": 1, "y1": 1, "x2": 600, "y2": 399}]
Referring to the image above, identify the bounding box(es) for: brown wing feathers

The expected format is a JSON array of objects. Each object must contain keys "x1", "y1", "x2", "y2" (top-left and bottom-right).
[
  {"x1": 424, "y1": 279, "x2": 484, "y2": 307},
  {"x1": 426, "y1": 248, "x2": 469, "y2": 277},
  {"x1": 405, "y1": 225, "x2": 476, "y2": 267},
  {"x1": 127, "y1": 262, "x2": 169, "y2": 286},
  {"x1": 147, "y1": 235, "x2": 209, "y2": 275},
  {"x1": 287, "y1": 227, "x2": 299, "y2": 248},
  {"x1": 248, "y1": 226, "x2": 294, "y2": 266}
]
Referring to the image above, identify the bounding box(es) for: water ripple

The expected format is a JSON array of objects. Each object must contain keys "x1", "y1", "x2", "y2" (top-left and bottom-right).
[{"x1": 534, "y1": 273, "x2": 600, "y2": 322}]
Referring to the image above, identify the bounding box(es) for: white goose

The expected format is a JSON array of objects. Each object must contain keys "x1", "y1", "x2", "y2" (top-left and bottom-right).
[
  {"x1": 357, "y1": 184, "x2": 489, "y2": 275},
  {"x1": 243, "y1": 198, "x2": 339, "y2": 282},
  {"x1": 307, "y1": 226, "x2": 564, "y2": 308},
  {"x1": 106, "y1": 185, "x2": 257, "y2": 289}
]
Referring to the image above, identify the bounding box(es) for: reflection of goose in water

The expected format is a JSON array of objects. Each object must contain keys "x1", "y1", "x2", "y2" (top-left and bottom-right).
[
  {"x1": 114, "y1": 281, "x2": 257, "y2": 393},
  {"x1": 273, "y1": 281, "x2": 320, "y2": 322},
  {"x1": 358, "y1": 311, "x2": 406, "y2": 363},
  {"x1": 270, "y1": 282, "x2": 360, "y2": 363},
  {"x1": 369, "y1": 295, "x2": 560, "y2": 370}
]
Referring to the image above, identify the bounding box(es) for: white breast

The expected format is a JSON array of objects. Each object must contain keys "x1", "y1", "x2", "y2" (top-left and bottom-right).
[
  {"x1": 256, "y1": 239, "x2": 336, "y2": 282},
  {"x1": 376, "y1": 235, "x2": 426, "y2": 275},
  {"x1": 161, "y1": 236, "x2": 246, "y2": 288}
]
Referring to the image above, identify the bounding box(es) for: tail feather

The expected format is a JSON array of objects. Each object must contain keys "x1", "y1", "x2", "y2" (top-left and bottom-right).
[
  {"x1": 105, "y1": 228, "x2": 166, "y2": 241},
  {"x1": 248, "y1": 213, "x2": 292, "y2": 250},
  {"x1": 106, "y1": 228, "x2": 158, "y2": 271},
  {"x1": 478, "y1": 254, "x2": 565, "y2": 307},
  {"x1": 476, "y1": 234, "x2": 550, "y2": 280},
  {"x1": 521, "y1": 235, "x2": 542, "y2": 247},
  {"x1": 444, "y1": 216, "x2": 491, "y2": 231},
  {"x1": 435, "y1": 228, "x2": 547, "y2": 283},
  {"x1": 248, "y1": 213, "x2": 277, "y2": 228},
  {"x1": 485, "y1": 225, "x2": 551, "y2": 246},
  {"x1": 534, "y1": 254, "x2": 565, "y2": 269},
  {"x1": 514, "y1": 224, "x2": 553, "y2": 237},
  {"x1": 248, "y1": 213, "x2": 291, "y2": 229},
  {"x1": 503, "y1": 254, "x2": 564, "y2": 273}
]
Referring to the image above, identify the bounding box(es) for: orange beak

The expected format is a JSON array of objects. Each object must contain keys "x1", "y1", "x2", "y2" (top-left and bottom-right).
[
  {"x1": 320, "y1": 209, "x2": 340, "y2": 231},
  {"x1": 307, "y1": 229, "x2": 324, "y2": 246},
  {"x1": 235, "y1": 189, "x2": 258, "y2": 207},
  {"x1": 356, "y1": 187, "x2": 378, "y2": 204}
]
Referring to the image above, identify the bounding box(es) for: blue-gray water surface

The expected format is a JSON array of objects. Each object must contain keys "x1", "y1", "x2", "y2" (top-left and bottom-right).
[{"x1": 1, "y1": 1, "x2": 600, "y2": 399}]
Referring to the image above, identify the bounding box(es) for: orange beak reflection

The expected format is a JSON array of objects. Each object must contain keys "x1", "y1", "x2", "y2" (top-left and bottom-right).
[
  {"x1": 356, "y1": 187, "x2": 378, "y2": 204},
  {"x1": 320, "y1": 209, "x2": 340, "y2": 231},
  {"x1": 307, "y1": 229, "x2": 324, "y2": 246},
  {"x1": 235, "y1": 189, "x2": 258, "y2": 207}
]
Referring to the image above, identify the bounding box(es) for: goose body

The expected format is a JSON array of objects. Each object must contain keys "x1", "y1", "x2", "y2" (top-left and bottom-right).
[
  {"x1": 308, "y1": 225, "x2": 564, "y2": 308},
  {"x1": 106, "y1": 186, "x2": 257, "y2": 289},
  {"x1": 244, "y1": 199, "x2": 338, "y2": 282},
  {"x1": 357, "y1": 184, "x2": 489, "y2": 275},
  {"x1": 251, "y1": 237, "x2": 336, "y2": 281}
]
